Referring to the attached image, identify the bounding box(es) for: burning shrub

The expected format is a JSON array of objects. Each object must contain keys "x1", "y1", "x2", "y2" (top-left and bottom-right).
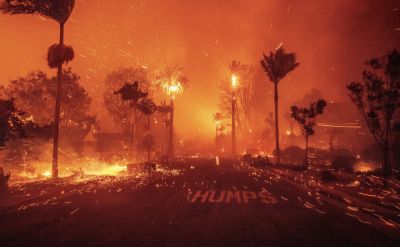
[{"x1": 47, "y1": 44, "x2": 75, "y2": 68}]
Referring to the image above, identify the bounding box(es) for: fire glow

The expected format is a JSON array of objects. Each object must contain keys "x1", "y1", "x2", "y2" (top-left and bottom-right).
[
  {"x1": 13, "y1": 159, "x2": 130, "y2": 183},
  {"x1": 353, "y1": 161, "x2": 378, "y2": 173},
  {"x1": 164, "y1": 81, "x2": 183, "y2": 99}
]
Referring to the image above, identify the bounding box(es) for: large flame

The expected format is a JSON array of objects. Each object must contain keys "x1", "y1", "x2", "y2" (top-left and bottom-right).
[
  {"x1": 231, "y1": 74, "x2": 238, "y2": 89},
  {"x1": 164, "y1": 81, "x2": 183, "y2": 99},
  {"x1": 12, "y1": 158, "x2": 130, "y2": 183}
]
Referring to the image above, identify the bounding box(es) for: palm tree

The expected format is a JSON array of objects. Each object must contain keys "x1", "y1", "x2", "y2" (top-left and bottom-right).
[
  {"x1": 261, "y1": 47, "x2": 299, "y2": 164},
  {"x1": 228, "y1": 60, "x2": 243, "y2": 156},
  {"x1": 1, "y1": 0, "x2": 76, "y2": 178},
  {"x1": 213, "y1": 112, "x2": 223, "y2": 138},
  {"x1": 157, "y1": 100, "x2": 173, "y2": 155},
  {"x1": 155, "y1": 66, "x2": 188, "y2": 158},
  {"x1": 228, "y1": 60, "x2": 243, "y2": 74},
  {"x1": 136, "y1": 98, "x2": 157, "y2": 161}
]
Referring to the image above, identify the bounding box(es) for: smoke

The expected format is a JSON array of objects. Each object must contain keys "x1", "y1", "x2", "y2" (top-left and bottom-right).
[{"x1": 0, "y1": 0, "x2": 398, "y2": 139}]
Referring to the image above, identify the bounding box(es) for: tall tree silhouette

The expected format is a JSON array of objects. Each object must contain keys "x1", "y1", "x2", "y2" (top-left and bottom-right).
[
  {"x1": 155, "y1": 66, "x2": 188, "y2": 158},
  {"x1": 157, "y1": 100, "x2": 173, "y2": 154},
  {"x1": 213, "y1": 112, "x2": 225, "y2": 145},
  {"x1": 1, "y1": 0, "x2": 76, "y2": 178},
  {"x1": 347, "y1": 49, "x2": 400, "y2": 183},
  {"x1": 291, "y1": 99, "x2": 327, "y2": 166},
  {"x1": 3, "y1": 69, "x2": 94, "y2": 157},
  {"x1": 261, "y1": 47, "x2": 299, "y2": 164},
  {"x1": 220, "y1": 63, "x2": 267, "y2": 135},
  {"x1": 136, "y1": 98, "x2": 157, "y2": 161},
  {"x1": 104, "y1": 67, "x2": 150, "y2": 155}
]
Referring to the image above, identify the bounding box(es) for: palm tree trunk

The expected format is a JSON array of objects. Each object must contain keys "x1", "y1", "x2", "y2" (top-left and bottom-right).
[
  {"x1": 52, "y1": 23, "x2": 64, "y2": 179},
  {"x1": 165, "y1": 113, "x2": 168, "y2": 156},
  {"x1": 168, "y1": 99, "x2": 174, "y2": 158},
  {"x1": 147, "y1": 115, "x2": 151, "y2": 161},
  {"x1": 383, "y1": 139, "x2": 390, "y2": 188},
  {"x1": 305, "y1": 136, "x2": 309, "y2": 166},
  {"x1": 215, "y1": 125, "x2": 218, "y2": 147},
  {"x1": 274, "y1": 82, "x2": 280, "y2": 164},
  {"x1": 232, "y1": 90, "x2": 236, "y2": 156}
]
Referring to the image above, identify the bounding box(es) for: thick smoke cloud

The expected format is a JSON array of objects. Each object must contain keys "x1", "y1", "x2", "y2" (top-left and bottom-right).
[{"x1": 0, "y1": 0, "x2": 398, "y2": 138}]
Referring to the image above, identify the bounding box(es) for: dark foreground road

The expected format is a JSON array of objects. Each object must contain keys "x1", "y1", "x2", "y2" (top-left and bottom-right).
[{"x1": 1, "y1": 159, "x2": 399, "y2": 247}]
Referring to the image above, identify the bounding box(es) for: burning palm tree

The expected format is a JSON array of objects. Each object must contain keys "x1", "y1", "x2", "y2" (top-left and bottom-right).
[
  {"x1": 228, "y1": 60, "x2": 243, "y2": 156},
  {"x1": 1, "y1": 0, "x2": 76, "y2": 178},
  {"x1": 155, "y1": 66, "x2": 188, "y2": 158},
  {"x1": 261, "y1": 47, "x2": 299, "y2": 164},
  {"x1": 136, "y1": 98, "x2": 157, "y2": 161}
]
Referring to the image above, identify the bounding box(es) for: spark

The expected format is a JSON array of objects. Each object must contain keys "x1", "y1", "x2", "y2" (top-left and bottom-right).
[
  {"x1": 343, "y1": 197, "x2": 352, "y2": 204},
  {"x1": 379, "y1": 218, "x2": 397, "y2": 228},
  {"x1": 276, "y1": 42, "x2": 283, "y2": 50},
  {"x1": 315, "y1": 209, "x2": 327, "y2": 214},
  {"x1": 70, "y1": 208, "x2": 80, "y2": 215},
  {"x1": 318, "y1": 123, "x2": 361, "y2": 129},
  {"x1": 347, "y1": 206, "x2": 359, "y2": 212}
]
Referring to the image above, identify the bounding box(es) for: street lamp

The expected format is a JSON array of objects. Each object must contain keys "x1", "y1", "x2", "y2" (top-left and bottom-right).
[
  {"x1": 164, "y1": 81, "x2": 183, "y2": 158},
  {"x1": 231, "y1": 74, "x2": 238, "y2": 156}
]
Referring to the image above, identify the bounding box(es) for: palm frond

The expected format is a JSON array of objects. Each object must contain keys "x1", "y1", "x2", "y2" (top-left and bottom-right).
[
  {"x1": 0, "y1": 0, "x2": 75, "y2": 24},
  {"x1": 260, "y1": 47, "x2": 299, "y2": 83},
  {"x1": 228, "y1": 60, "x2": 244, "y2": 74}
]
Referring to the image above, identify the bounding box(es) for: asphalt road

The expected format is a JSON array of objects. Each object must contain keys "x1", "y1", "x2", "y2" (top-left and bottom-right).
[{"x1": 0, "y1": 159, "x2": 399, "y2": 247}]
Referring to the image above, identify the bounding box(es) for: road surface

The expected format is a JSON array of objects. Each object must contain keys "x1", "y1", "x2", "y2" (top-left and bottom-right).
[{"x1": 0, "y1": 159, "x2": 399, "y2": 246}]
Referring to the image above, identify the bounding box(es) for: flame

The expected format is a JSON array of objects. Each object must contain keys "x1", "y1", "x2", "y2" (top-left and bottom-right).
[
  {"x1": 84, "y1": 162, "x2": 127, "y2": 176},
  {"x1": 41, "y1": 170, "x2": 52, "y2": 177},
  {"x1": 231, "y1": 74, "x2": 238, "y2": 89},
  {"x1": 353, "y1": 161, "x2": 377, "y2": 173},
  {"x1": 12, "y1": 159, "x2": 130, "y2": 183},
  {"x1": 164, "y1": 81, "x2": 183, "y2": 99}
]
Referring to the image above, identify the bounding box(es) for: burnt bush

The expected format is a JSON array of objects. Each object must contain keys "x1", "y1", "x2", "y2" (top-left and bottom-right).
[
  {"x1": 320, "y1": 170, "x2": 336, "y2": 182},
  {"x1": 332, "y1": 155, "x2": 357, "y2": 172}
]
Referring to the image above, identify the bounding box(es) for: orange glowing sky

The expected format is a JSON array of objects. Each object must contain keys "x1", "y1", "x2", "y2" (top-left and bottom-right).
[{"x1": 0, "y1": 0, "x2": 399, "y2": 139}]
